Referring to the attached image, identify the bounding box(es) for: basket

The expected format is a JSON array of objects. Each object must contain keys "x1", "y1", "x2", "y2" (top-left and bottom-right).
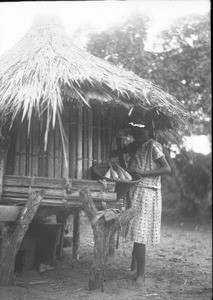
[{"x1": 91, "y1": 163, "x2": 142, "y2": 199}]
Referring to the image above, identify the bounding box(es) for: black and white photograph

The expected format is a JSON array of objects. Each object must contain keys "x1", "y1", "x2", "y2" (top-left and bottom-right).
[{"x1": 0, "y1": 1, "x2": 211, "y2": 299}]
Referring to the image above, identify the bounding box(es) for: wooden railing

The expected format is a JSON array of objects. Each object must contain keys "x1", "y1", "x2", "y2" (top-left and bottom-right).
[{"x1": 1, "y1": 175, "x2": 117, "y2": 207}]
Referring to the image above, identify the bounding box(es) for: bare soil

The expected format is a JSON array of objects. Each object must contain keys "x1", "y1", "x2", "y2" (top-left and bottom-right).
[{"x1": 0, "y1": 215, "x2": 212, "y2": 300}]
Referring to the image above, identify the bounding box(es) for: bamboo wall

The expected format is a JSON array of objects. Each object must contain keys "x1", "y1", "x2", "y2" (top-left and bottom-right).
[{"x1": 5, "y1": 103, "x2": 117, "y2": 180}]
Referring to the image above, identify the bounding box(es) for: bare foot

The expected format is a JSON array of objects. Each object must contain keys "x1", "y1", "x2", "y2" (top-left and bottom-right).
[
  {"x1": 133, "y1": 275, "x2": 145, "y2": 289},
  {"x1": 118, "y1": 271, "x2": 137, "y2": 280},
  {"x1": 129, "y1": 272, "x2": 137, "y2": 281},
  {"x1": 131, "y1": 260, "x2": 136, "y2": 271}
]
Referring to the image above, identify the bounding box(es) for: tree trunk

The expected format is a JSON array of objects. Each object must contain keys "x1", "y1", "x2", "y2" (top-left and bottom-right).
[
  {"x1": 0, "y1": 190, "x2": 44, "y2": 286},
  {"x1": 80, "y1": 188, "x2": 136, "y2": 291}
]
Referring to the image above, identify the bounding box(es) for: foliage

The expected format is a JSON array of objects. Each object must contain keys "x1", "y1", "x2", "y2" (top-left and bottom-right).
[
  {"x1": 86, "y1": 11, "x2": 211, "y2": 220},
  {"x1": 152, "y1": 13, "x2": 211, "y2": 134},
  {"x1": 87, "y1": 12, "x2": 211, "y2": 135},
  {"x1": 87, "y1": 12, "x2": 150, "y2": 71},
  {"x1": 173, "y1": 152, "x2": 212, "y2": 221}
]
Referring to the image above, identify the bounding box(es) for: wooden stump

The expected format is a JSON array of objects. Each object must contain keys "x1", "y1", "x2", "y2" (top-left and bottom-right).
[
  {"x1": 79, "y1": 188, "x2": 136, "y2": 291},
  {"x1": 0, "y1": 190, "x2": 44, "y2": 286}
]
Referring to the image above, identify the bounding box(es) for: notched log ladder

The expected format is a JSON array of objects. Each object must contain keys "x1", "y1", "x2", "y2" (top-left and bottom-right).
[
  {"x1": 80, "y1": 188, "x2": 136, "y2": 292},
  {"x1": 0, "y1": 190, "x2": 44, "y2": 286}
]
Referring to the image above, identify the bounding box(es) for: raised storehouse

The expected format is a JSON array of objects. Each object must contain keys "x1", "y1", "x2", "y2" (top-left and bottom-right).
[{"x1": 0, "y1": 16, "x2": 189, "y2": 270}]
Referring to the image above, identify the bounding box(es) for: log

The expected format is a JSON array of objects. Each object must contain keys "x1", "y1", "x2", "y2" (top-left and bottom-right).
[
  {"x1": 0, "y1": 190, "x2": 44, "y2": 286},
  {"x1": 79, "y1": 188, "x2": 136, "y2": 291}
]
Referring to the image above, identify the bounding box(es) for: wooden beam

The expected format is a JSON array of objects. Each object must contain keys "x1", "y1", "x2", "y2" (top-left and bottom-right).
[
  {"x1": 3, "y1": 175, "x2": 115, "y2": 192},
  {"x1": 0, "y1": 190, "x2": 44, "y2": 286},
  {"x1": 80, "y1": 188, "x2": 136, "y2": 291}
]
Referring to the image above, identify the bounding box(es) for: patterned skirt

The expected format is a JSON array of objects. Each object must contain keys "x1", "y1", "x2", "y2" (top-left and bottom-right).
[{"x1": 128, "y1": 184, "x2": 162, "y2": 245}]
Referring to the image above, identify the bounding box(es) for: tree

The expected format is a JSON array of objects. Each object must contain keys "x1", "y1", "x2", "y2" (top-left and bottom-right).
[
  {"x1": 87, "y1": 12, "x2": 150, "y2": 73},
  {"x1": 87, "y1": 12, "x2": 211, "y2": 135},
  {"x1": 86, "y1": 11, "x2": 211, "y2": 220},
  {"x1": 151, "y1": 13, "x2": 211, "y2": 135}
]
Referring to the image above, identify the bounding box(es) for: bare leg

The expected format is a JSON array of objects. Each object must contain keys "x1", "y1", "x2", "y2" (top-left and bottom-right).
[
  {"x1": 134, "y1": 242, "x2": 146, "y2": 286},
  {"x1": 131, "y1": 243, "x2": 136, "y2": 271}
]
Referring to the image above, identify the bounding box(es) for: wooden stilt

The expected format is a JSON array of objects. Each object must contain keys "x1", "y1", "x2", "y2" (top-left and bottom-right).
[
  {"x1": 80, "y1": 188, "x2": 136, "y2": 291},
  {"x1": 72, "y1": 105, "x2": 83, "y2": 259},
  {"x1": 72, "y1": 209, "x2": 80, "y2": 259},
  {"x1": 0, "y1": 190, "x2": 44, "y2": 286},
  {"x1": 56, "y1": 210, "x2": 69, "y2": 260}
]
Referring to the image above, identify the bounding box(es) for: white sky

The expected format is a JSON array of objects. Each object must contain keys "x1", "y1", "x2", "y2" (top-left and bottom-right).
[
  {"x1": 184, "y1": 135, "x2": 211, "y2": 155},
  {"x1": 0, "y1": 1, "x2": 211, "y2": 154},
  {"x1": 0, "y1": 1, "x2": 210, "y2": 55}
]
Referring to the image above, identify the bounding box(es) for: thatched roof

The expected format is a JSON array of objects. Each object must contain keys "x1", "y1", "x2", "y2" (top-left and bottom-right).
[{"x1": 0, "y1": 15, "x2": 189, "y2": 139}]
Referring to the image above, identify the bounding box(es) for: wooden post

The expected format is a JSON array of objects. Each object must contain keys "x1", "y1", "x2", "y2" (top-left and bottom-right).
[
  {"x1": 80, "y1": 188, "x2": 136, "y2": 291},
  {"x1": 0, "y1": 190, "x2": 44, "y2": 286},
  {"x1": 76, "y1": 105, "x2": 83, "y2": 179},
  {"x1": 83, "y1": 107, "x2": 88, "y2": 178},
  {"x1": 0, "y1": 136, "x2": 7, "y2": 202},
  {"x1": 72, "y1": 208, "x2": 80, "y2": 259},
  {"x1": 31, "y1": 115, "x2": 39, "y2": 176},
  {"x1": 88, "y1": 108, "x2": 93, "y2": 179},
  {"x1": 19, "y1": 119, "x2": 27, "y2": 176},
  {"x1": 69, "y1": 103, "x2": 77, "y2": 179},
  {"x1": 56, "y1": 210, "x2": 70, "y2": 260},
  {"x1": 72, "y1": 105, "x2": 83, "y2": 259},
  {"x1": 97, "y1": 107, "x2": 102, "y2": 164},
  {"x1": 62, "y1": 101, "x2": 70, "y2": 180}
]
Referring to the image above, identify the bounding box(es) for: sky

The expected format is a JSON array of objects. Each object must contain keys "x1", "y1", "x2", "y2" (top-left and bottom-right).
[
  {"x1": 0, "y1": 1, "x2": 211, "y2": 154},
  {"x1": 0, "y1": 1, "x2": 210, "y2": 55}
]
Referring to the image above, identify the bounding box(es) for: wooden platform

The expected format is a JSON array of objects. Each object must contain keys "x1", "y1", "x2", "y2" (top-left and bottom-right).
[{"x1": 1, "y1": 175, "x2": 117, "y2": 208}]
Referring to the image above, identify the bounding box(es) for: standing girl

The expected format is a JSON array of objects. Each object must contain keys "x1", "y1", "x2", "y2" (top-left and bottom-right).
[{"x1": 110, "y1": 116, "x2": 171, "y2": 286}]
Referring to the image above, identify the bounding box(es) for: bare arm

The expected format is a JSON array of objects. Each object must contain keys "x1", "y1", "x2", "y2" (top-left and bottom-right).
[{"x1": 139, "y1": 156, "x2": 171, "y2": 177}]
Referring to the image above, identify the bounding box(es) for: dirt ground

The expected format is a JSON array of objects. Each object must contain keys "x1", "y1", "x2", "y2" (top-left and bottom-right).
[{"x1": 0, "y1": 214, "x2": 212, "y2": 300}]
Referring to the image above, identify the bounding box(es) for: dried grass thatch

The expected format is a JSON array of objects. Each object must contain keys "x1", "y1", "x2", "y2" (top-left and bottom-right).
[{"x1": 0, "y1": 15, "x2": 190, "y2": 149}]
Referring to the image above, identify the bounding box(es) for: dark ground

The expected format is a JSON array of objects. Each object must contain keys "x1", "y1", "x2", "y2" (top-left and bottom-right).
[{"x1": 0, "y1": 214, "x2": 212, "y2": 300}]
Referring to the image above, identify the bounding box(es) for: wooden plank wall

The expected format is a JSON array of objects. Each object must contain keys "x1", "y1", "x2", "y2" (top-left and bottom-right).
[{"x1": 5, "y1": 104, "x2": 115, "y2": 180}]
